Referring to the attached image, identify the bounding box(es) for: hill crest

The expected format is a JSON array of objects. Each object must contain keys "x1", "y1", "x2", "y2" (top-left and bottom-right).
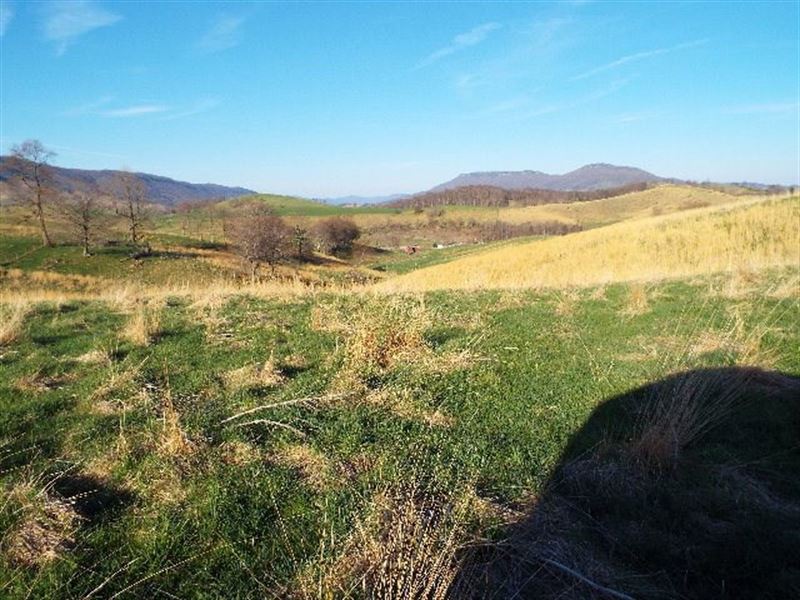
[
  {"x1": 431, "y1": 163, "x2": 663, "y2": 192},
  {"x1": 0, "y1": 156, "x2": 255, "y2": 207}
]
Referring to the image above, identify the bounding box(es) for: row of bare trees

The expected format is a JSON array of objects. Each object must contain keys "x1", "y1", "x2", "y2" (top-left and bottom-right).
[
  {"x1": 7, "y1": 140, "x2": 150, "y2": 255},
  {"x1": 392, "y1": 182, "x2": 653, "y2": 210},
  {"x1": 6, "y1": 139, "x2": 362, "y2": 277}
]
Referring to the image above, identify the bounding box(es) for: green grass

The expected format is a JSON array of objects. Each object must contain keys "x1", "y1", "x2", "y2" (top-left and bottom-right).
[
  {"x1": 1, "y1": 269, "x2": 798, "y2": 597},
  {"x1": 0, "y1": 234, "x2": 228, "y2": 285},
  {"x1": 369, "y1": 236, "x2": 544, "y2": 274},
  {"x1": 221, "y1": 194, "x2": 397, "y2": 217}
]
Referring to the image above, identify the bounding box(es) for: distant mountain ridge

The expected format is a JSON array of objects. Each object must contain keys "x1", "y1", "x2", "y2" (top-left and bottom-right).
[
  {"x1": 431, "y1": 163, "x2": 664, "y2": 192},
  {"x1": 0, "y1": 157, "x2": 255, "y2": 207}
]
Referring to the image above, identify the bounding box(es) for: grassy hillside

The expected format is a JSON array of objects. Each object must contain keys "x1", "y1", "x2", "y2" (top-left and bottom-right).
[
  {"x1": 486, "y1": 183, "x2": 749, "y2": 228},
  {"x1": 349, "y1": 184, "x2": 746, "y2": 229},
  {"x1": 0, "y1": 269, "x2": 797, "y2": 598},
  {"x1": 219, "y1": 193, "x2": 395, "y2": 217},
  {"x1": 378, "y1": 195, "x2": 800, "y2": 292}
]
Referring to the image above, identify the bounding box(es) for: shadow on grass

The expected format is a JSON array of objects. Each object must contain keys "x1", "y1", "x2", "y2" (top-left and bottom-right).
[
  {"x1": 51, "y1": 473, "x2": 135, "y2": 525},
  {"x1": 456, "y1": 367, "x2": 800, "y2": 600}
]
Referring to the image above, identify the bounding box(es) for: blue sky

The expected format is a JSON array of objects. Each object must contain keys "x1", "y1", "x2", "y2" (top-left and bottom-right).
[{"x1": 1, "y1": 1, "x2": 798, "y2": 197}]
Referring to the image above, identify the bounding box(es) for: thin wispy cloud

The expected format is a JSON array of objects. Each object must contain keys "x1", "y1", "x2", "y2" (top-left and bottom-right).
[
  {"x1": 197, "y1": 15, "x2": 245, "y2": 54},
  {"x1": 467, "y1": 96, "x2": 533, "y2": 119},
  {"x1": 160, "y1": 98, "x2": 221, "y2": 120},
  {"x1": 453, "y1": 17, "x2": 575, "y2": 93},
  {"x1": 572, "y1": 39, "x2": 708, "y2": 80},
  {"x1": 416, "y1": 22, "x2": 501, "y2": 69},
  {"x1": 66, "y1": 97, "x2": 218, "y2": 120},
  {"x1": 521, "y1": 78, "x2": 629, "y2": 120},
  {"x1": 483, "y1": 96, "x2": 531, "y2": 115},
  {"x1": 467, "y1": 78, "x2": 628, "y2": 123},
  {"x1": 723, "y1": 102, "x2": 799, "y2": 115},
  {"x1": 63, "y1": 95, "x2": 114, "y2": 116},
  {"x1": 42, "y1": 1, "x2": 122, "y2": 55},
  {"x1": 102, "y1": 105, "x2": 168, "y2": 118},
  {"x1": 0, "y1": 2, "x2": 13, "y2": 37},
  {"x1": 611, "y1": 110, "x2": 661, "y2": 124}
]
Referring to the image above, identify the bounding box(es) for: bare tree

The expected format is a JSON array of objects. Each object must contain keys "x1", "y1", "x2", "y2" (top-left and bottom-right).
[
  {"x1": 175, "y1": 201, "x2": 193, "y2": 237},
  {"x1": 226, "y1": 206, "x2": 292, "y2": 279},
  {"x1": 9, "y1": 139, "x2": 57, "y2": 247},
  {"x1": 110, "y1": 171, "x2": 149, "y2": 248},
  {"x1": 62, "y1": 188, "x2": 106, "y2": 256},
  {"x1": 292, "y1": 224, "x2": 310, "y2": 259}
]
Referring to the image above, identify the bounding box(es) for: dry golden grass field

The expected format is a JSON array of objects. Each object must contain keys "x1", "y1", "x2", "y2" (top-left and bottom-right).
[{"x1": 378, "y1": 194, "x2": 799, "y2": 292}]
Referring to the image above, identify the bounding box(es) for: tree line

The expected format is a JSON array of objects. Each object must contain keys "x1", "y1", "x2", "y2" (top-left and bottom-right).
[
  {"x1": 5, "y1": 140, "x2": 150, "y2": 256},
  {"x1": 4, "y1": 139, "x2": 361, "y2": 278},
  {"x1": 390, "y1": 182, "x2": 653, "y2": 210}
]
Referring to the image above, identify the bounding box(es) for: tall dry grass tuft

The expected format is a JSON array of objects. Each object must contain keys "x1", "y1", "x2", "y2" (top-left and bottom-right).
[
  {"x1": 553, "y1": 290, "x2": 580, "y2": 317},
  {"x1": 313, "y1": 294, "x2": 434, "y2": 387},
  {"x1": 122, "y1": 302, "x2": 162, "y2": 346},
  {"x1": 0, "y1": 302, "x2": 30, "y2": 347},
  {"x1": 621, "y1": 283, "x2": 650, "y2": 316},
  {"x1": 626, "y1": 296, "x2": 793, "y2": 466},
  {"x1": 299, "y1": 485, "x2": 473, "y2": 599},
  {"x1": 159, "y1": 376, "x2": 192, "y2": 458},
  {"x1": 630, "y1": 368, "x2": 754, "y2": 466},
  {"x1": 223, "y1": 352, "x2": 285, "y2": 391}
]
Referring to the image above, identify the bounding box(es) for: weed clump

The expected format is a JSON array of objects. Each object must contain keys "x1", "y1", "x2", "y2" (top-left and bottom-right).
[
  {"x1": 158, "y1": 378, "x2": 193, "y2": 458},
  {"x1": 0, "y1": 303, "x2": 29, "y2": 347},
  {"x1": 621, "y1": 283, "x2": 650, "y2": 316},
  {"x1": 223, "y1": 353, "x2": 285, "y2": 391},
  {"x1": 4, "y1": 484, "x2": 80, "y2": 568},
  {"x1": 312, "y1": 294, "x2": 433, "y2": 387},
  {"x1": 631, "y1": 366, "x2": 795, "y2": 467},
  {"x1": 272, "y1": 444, "x2": 333, "y2": 491},
  {"x1": 122, "y1": 302, "x2": 162, "y2": 346},
  {"x1": 300, "y1": 484, "x2": 473, "y2": 599}
]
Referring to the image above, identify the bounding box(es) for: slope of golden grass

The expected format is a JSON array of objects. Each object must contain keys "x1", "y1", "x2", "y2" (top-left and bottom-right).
[
  {"x1": 376, "y1": 195, "x2": 800, "y2": 292},
  {"x1": 346, "y1": 184, "x2": 748, "y2": 230},
  {"x1": 475, "y1": 184, "x2": 751, "y2": 227}
]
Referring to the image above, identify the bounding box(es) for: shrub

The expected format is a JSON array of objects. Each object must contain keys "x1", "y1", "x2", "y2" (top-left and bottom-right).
[
  {"x1": 226, "y1": 205, "x2": 292, "y2": 277},
  {"x1": 479, "y1": 220, "x2": 582, "y2": 242},
  {"x1": 312, "y1": 217, "x2": 360, "y2": 256}
]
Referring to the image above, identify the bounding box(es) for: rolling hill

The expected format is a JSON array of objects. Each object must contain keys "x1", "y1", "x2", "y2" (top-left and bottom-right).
[
  {"x1": 0, "y1": 157, "x2": 255, "y2": 207},
  {"x1": 377, "y1": 194, "x2": 799, "y2": 292},
  {"x1": 469, "y1": 184, "x2": 753, "y2": 228},
  {"x1": 430, "y1": 163, "x2": 665, "y2": 192}
]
